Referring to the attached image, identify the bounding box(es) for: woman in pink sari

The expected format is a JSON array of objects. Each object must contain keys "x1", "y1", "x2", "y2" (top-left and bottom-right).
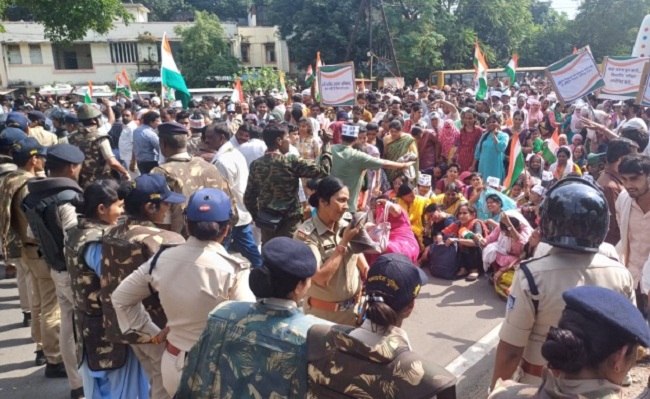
[{"x1": 366, "y1": 196, "x2": 420, "y2": 265}]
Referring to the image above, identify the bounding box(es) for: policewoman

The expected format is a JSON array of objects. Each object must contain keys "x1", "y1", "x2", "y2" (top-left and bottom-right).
[
  {"x1": 490, "y1": 178, "x2": 635, "y2": 389},
  {"x1": 490, "y1": 286, "x2": 650, "y2": 399},
  {"x1": 294, "y1": 176, "x2": 368, "y2": 326},
  {"x1": 307, "y1": 253, "x2": 457, "y2": 399},
  {"x1": 111, "y1": 188, "x2": 255, "y2": 396},
  {"x1": 177, "y1": 237, "x2": 325, "y2": 398},
  {"x1": 101, "y1": 174, "x2": 186, "y2": 399}
]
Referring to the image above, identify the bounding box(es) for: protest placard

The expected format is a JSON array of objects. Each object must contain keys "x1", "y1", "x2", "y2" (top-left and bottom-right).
[
  {"x1": 599, "y1": 56, "x2": 648, "y2": 100},
  {"x1": 636, "y1": 62, "x2": 650, "y2": 106},
  {"x1": 317, "y1": 63, "x2": 356, "y2": 107},
  {"x1": 546, "y1": 48, "x2": 605, "y2": 104}
]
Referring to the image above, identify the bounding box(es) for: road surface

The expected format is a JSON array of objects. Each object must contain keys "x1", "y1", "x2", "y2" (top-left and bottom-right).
[{"x1": 0, "y1": 264, "x2": 505, "y2": 398}]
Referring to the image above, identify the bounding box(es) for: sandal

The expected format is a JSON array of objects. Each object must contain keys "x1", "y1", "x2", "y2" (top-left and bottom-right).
[
  {"x1": 455, "y1": 268, "x2": 469, "y2": 279},
  {"x1": 466, "y1": 271, "x2": 479, "y2": 282}
]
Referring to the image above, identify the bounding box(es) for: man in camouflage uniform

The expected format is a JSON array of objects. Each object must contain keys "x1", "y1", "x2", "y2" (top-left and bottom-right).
[
  {"x1": 150, "y1": 122, "x2": 233, "y2": 237},
  {"x1": 0, "y1": 137, "x2": 66, "y2": 377},
  {"x1": 0, "y1": 127, "x2": 31, "y2": 327},
  {"x1": 101, "y1": 174, "x2": 185, "y2": 399},
  {"x1": 244, "y1": 124, "x2": 331, "y2": 243},
  {"x1": 67, "y1": 104, "x2": 129, "y2": 188}
]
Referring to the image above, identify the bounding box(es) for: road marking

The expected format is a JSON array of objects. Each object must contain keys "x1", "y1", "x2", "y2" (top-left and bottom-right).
[{"x1": 445, "y1": 322, "x2": 502, "y2": 376}]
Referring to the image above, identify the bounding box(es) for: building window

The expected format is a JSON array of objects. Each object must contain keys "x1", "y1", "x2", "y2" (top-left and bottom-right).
[
  {"x1": 52, "y1": 44, "x2": 93, "y2": 70},
  {"x1": 29, "y1": 44, "x2": 43, "y2": 64},
  {"x1": 241, "y1": 43, "x2": 250, "y2": 63},
  {"x1": 110, "y1": 42, "x2": 138, "y2": 64},
  {"x1": 265, "y1": 43, "x2": 276, "y2": 63},
  {"x1": 7, "y1": 45, "x2": 22, "y2": 64}
]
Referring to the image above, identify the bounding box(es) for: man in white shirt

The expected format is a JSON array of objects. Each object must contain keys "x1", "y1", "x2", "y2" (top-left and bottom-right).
[
  {"x1": 204, "y1": 122, "x2": 263, "y2": 268},
  {"x1": 118, "y1": 108, "x2": 140, "y2": 178},
  {"x1": 238, "y1": 125, "x2": 267, "y2": 167}
]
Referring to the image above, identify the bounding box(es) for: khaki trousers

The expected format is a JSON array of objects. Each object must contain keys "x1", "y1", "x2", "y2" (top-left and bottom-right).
[
  {"x1": 22, "y1": 247, "x2": 61, "y2": 364},
  {"x1": 11, "y1": 257, "x2": 32, "y2": 313},
  {"x1": 131, "y1": 343, "x2": 170, "y2": 399},
  {"x1": 50, "y1": 269, "x2": 83, "y2": 390},
  {"x1": 160, "y1": 347, "x2": 186, "y2": 397}
]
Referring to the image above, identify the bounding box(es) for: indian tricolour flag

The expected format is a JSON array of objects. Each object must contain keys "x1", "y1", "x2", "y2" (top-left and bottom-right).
[
  {"x1": 503, "y1": 132, "x2": 525, "y2": 189},
  {"x1": 542, "y1": 128, "x2": 560, "y2": 164},
  {"x1": 504, "y1": 54, "x2": 518, "y2": 85},
  {"x1": 313, "y1": 52, "x2": 322, "y2": 103},
  {"x1": 84, "y1": 81, "x2": 93, "y2": 104},
  {"x1": 231, "y1": 77, "x2": 244, "y2": 103},
  {"x1": 161, "y1": 32, "x2": 191, "y2": 109},
  {"x1": 305, "y1": 65, "x2": 314, "y2": 86},
  {"x1": 473, "y1": 41, "x2": 488, "y2": 100},
  {"x1": 115, "y1": 69, "x2": 132, "y2": 99}
]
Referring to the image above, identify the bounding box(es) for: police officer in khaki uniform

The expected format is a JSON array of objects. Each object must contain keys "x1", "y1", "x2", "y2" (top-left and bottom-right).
[
  {"x1": 150, "y1": 122, "x2": 232, "y2": 237},
  {"x1": 490, "y1": 177, "x2": 636, "y2": 390},
  {"x1": 112, "y1": 188, "x2": 255, "y2": 396},
  {"x1": 294, "y1": 177, "x2": 368, "y2": 326}
]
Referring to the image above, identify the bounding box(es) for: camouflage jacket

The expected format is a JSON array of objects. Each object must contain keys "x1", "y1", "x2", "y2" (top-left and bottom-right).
[
  {"x1": 307, "y1": 322, "x2": 457, "y2": 399},
  {"x1": 0, "y1": 169, "x2": 33, "y2": 260},
  {"x1": 489, "y1": 371, "x2": 624, "y2": 399},
  {"x1": 0, "y1": 157, "x2": 21, "y2": 259},
  {"x1": 67, "y1": 126, "x2": 111, "y2": 188},
  {"x1": 65, "y1": 218, "x2": 129, "y2": 370},
  {"x1": 101, "y1": 218, "x2": 185, "y2": 344},
  {"x1": 177, "y1": 300, "x2": 325, "y2": 399},
  {"x1": 244, "y1": 151, "x2": 331, "y2": 220},
  {"x1": 150, "y1": 153, "x2": 236, "y2": 236}
]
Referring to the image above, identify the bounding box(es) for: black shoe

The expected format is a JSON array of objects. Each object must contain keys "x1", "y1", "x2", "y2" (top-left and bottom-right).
[
  {"x1": 70, "y1": 387, "x2": 85, "y2": 399},
  {"x1": 34, "y1": 350, "x2": 46, "y2": 366},
  {"x1": 44, "y1": 362, "x2": 67, "y2": 378},
  {"x1": 22, "y1": 312, "x2": 31, "y2": 327}
]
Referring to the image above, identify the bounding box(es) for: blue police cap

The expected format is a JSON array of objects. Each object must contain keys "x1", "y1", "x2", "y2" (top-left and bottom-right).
[
  {"x1": 158, "y1": 122, "x2": 188, "y2": 136},
  {"x1": 261, "y1": 237, "x2": 317, "y2": 279},
  {"x1": 563, "y1": 286, "x2": 650, "y2": 347},
  {"x1": 365, "y1": 253, "x2": 428, "y2": 311},
  {"x1": 46, "y1": 144, "x2": 85, "y2": 164},
  {"x1": 64, "y1": 114, "x2": 79, "y2": 124},
  {"x1": 12, "y1": 137, "x2": 46, "y2": 162},
  {"x1": 0, "y1": 127, "x2": 27, "y2": 148},
  {"x1": 185, "y1": 188, "x2": 231, "y2": 223},
  {"x1": 27, "y1": 110, "x2": 46, "y2": 122},
  {"x1": 6, "y1": 112, "x2": 28, "y2": 130},
  {"x1": 127, "y1": 174, "x2": 185, "y2": 208}
]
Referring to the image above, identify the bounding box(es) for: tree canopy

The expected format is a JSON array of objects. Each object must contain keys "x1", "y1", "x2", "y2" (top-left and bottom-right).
[{"x1": 174, "y1": 11, "x2": 240, "y2": 87}]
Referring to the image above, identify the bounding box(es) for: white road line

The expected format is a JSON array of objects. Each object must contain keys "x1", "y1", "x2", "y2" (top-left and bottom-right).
[{"x1": 445, "y1": 322, "x2": 502, "y2": 376}]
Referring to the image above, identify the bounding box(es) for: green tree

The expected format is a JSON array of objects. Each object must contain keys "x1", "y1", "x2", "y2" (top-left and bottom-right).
[
  {"x1": 133, "y1": 0, "x2": 194, "y2": 21},
  {"x1": 572, "y1": 0, "x2": 650, "y2": 61},
  {"x1": 519, "y1": 4, "x2": 573, "y2": 67},
  {"x1": 236, "y1": 66, "x2": 282, "y2": 92},
  {"x1": 187, "y1": 0, "x2": 252, "y2": 21},
  {"x1": 2, "y1": 0, "x2": 132, "y2": 43},
  {"x1": 453, "y1": 0, "x2": 533, "y2": 66},
  {"x1": 174, "y1": 11, "x2": 240, "y2": 87}
]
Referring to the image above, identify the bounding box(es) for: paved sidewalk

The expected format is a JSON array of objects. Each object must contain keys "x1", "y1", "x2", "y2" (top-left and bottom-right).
[{"x1": 0, "y1": 267, "x2": 69, "y2": 399}]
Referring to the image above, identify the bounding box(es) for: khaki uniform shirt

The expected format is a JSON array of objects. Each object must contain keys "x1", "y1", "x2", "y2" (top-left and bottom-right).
[
  {"x1": 294, "y1": 215, "x2": 361, "y2": 302},
  {"x1": 28, "y1": 126, "x2": 59, "y2": 147},
  {"x1": 499, "y1": 248, "x2": 635, "y2": 371},
  {"x1": 111, "y1": 237, "x2": 255, "y2": 351}
]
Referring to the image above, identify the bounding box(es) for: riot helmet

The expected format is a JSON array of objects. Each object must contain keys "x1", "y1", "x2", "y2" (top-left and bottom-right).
[{"x1": 539, "y1": 177, "x2": 608, "y2": 252}]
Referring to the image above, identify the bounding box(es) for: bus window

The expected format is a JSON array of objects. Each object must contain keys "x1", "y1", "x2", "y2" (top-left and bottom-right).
[{"x1": 431, "y1": 73, "x2": 440, "y2": 87}]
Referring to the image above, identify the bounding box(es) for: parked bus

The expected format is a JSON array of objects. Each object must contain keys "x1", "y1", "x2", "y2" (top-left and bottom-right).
[{"x1": 429, "y1": 67, "x2": 547, "y2": 88}]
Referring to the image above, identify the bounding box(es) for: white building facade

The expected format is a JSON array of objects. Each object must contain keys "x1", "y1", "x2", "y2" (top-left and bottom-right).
[{"x1": 0, "y1": 4, "x2": 291, "y2": 89}]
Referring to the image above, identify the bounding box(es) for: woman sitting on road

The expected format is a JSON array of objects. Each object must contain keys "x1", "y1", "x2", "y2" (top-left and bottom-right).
[
  {"x1": 441, "y1": 203, "x2": 488, "y2": 281},
  {"x1": 432, "y1": 182, "x2": 467, "y2": 215},
  {"x1": 480, "y1": 211, "x2": 533, "y2": 299},
  {"x1": 366, "y1": 196, "x2": 420, "y2": 265}
]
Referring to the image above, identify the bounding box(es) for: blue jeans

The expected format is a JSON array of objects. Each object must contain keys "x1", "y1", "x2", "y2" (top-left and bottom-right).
[{"x1": 223, "y1": 224, "x2": 263, "y2": 268}]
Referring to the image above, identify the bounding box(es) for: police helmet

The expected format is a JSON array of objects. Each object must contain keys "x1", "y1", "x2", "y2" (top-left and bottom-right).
[
  {"x1": 539, "y1": 177, "x2": 608, "y2": 252},
  {"x1": 48, "y1": 106, "x2": 69, "y2": 122}
]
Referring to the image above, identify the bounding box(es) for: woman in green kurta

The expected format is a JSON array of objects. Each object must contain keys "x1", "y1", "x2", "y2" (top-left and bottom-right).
[{"x1": 383, "y1": 119, "x2": 419, "y2": 183}]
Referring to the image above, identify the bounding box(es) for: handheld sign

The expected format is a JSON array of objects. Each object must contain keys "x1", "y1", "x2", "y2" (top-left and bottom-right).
[
  {"x1": 599, "y1": 56, "x2": 649, "y2": 101},
  {"x1": 546, "y1": 48, "x2": 605, "y2": 104},
  {"x1": 317, "y1": 63, "x2": 356, "y2": 107}
]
